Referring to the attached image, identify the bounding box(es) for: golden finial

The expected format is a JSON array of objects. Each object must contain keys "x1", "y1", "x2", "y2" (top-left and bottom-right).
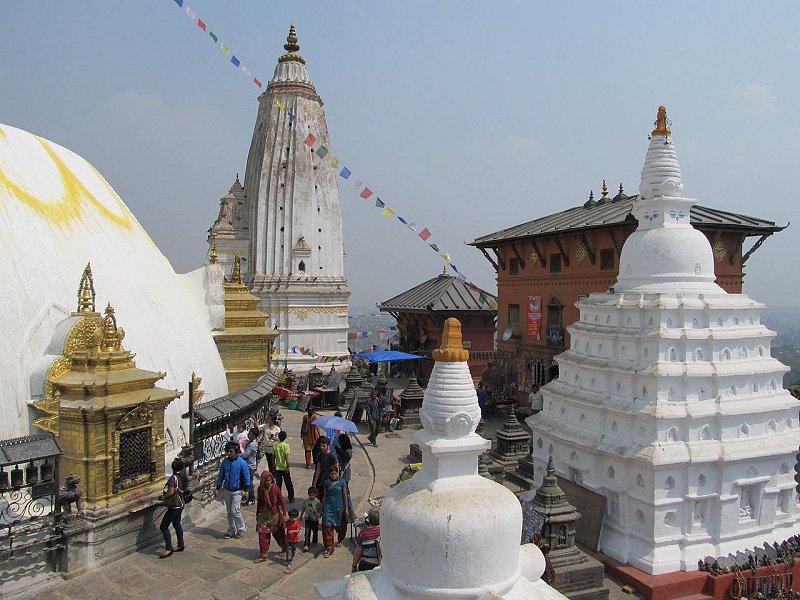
[
  {"x1": 432, "y1": 318, "x2": 469, "y2": 363},
  {"x1": 442, "y1": 264, "x2": 448, "y2": 276},
  {"x1": 284, "y1": 25, "x2": 300, "y2": 53},
  {"x1": 601, "y1": 179, "x2": 609, "y2": 199},
  {"x1": 231, "y1": 253, "x2": 243, "y2": 284},
  {"x1": 209, "y1": 234, "x2": 217, "y2": 265},
  {"x1": 76, "y1": 263, "x2": 96, "y2": 313},
  {"x1": 101, "y1": 303, "x2": 122, "y2": 352},
  {"x1": 651, "y1": 105, "x2": 671, "y2": 136}
]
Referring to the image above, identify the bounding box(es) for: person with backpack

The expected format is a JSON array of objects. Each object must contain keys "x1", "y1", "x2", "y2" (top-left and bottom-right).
[{"x1": 159, "y1": 457, "x2": 188, "y2": 558}]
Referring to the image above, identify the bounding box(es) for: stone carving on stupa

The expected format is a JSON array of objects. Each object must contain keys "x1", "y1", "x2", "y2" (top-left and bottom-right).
[
  {"x1": 528, "y1": 107, "x2": 800, "y2": 575},
  {"x1": 489, "y1": 408, "x2": 531, "y2": 474},
  {"x1": 316, "y1": 318, "x2": 567, "y2": 599}
]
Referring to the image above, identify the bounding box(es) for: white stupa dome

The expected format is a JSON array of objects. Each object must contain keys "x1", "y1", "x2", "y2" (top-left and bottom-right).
[
  {"x1": 0, "y1": 122, "x2": 227, "y2": 445},
  {"x1": 616, "y1": 107, "x2": 720, "y2": 294},
  {"x1": 317, "y1": 319, "x2": 566, "y2": 599}
]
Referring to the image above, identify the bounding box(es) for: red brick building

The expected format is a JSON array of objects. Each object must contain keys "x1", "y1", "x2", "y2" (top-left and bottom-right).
[
  {"x1": 470, "y1": 184, "x2": 785, "y2": 399},
  {"x1": 378, "y1": 273, "x2": 497, "y2": 382}
]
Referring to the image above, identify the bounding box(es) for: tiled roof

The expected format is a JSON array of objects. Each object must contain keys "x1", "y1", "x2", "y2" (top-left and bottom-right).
[
  {"x1": 471, "y1": 195, "x2": 785, "y2": 247},
  {"x1": 379, "y1": 274, "x2": 497, "y2": 313}
]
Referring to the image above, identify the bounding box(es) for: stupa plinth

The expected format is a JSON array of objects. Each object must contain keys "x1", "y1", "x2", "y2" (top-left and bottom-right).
[{"x1": 317, "y1": 318, "x2": 568, "y2": 599}]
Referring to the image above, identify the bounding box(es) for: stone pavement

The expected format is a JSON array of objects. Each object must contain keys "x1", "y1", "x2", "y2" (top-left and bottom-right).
[{"x1": 15, "y1": 404, "x2": 640, "y2": 600}]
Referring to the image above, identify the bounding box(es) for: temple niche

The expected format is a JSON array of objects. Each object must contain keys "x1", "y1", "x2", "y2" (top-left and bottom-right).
[{"x1": 528, "y1": 107, "x2": 800, "y2": 575}]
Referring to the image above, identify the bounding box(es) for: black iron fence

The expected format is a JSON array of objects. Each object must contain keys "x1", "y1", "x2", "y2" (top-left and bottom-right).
[
  {"x1": 181, "y1": 372, "x2": 280, "y2": 501},
  {"x1": 0, "y1": 434, "x2": 65, "y2": 576}
]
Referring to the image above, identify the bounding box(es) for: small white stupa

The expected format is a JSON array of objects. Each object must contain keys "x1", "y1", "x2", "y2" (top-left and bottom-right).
[
  {"x1": 317, "y1": 318, "x2": 567, "y2": 599},
  {"x1": 529, "y1": 107, "x2": 800, "y2": 574}
]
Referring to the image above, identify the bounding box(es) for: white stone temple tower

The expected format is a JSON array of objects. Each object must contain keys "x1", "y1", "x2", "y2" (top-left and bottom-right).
[
  {"x1": 528, "y1": 107, "x2": 800, "y2": 575},
  {"x1": 317, "y1": 318, "x2": 567, "y2": 600},
  {"x1": 242, "y1": 25, "x2": 349, "y2": 367}
]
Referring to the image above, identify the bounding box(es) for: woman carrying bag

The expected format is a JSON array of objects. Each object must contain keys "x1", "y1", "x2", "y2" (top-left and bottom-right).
[
  {"x1": 159, "y1": 457, "x2": 188, "y2": 558},
  {"x1": 254, "y1": 470, "x2": 287, "y2": 563}
]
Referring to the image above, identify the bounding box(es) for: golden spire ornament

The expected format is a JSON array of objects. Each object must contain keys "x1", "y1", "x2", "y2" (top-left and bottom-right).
[
  {"x1": 651, "y1": 105, "x2": 671, "y2": 136},
  {"x1": 279, "y1": 24, "x2": 305, "y2": 64},
  {"x1": 76, "y1": 263, "x2": 96, "y2": 313},
  {"x1": 209, "y1": 234, "x2": 218, "y2": 265},
  {"x1": 432, "y1": 318, "x2": 469, "y2": 363},
  {"x1": 601, "y1": 179, "x2": 609, "y2": 199},
  {"x1": 100, "y1": 303, "x2": 125, "y2": 352}
]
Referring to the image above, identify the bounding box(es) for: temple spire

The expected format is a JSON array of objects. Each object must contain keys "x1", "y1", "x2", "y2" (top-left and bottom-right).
[
  {"x1": 601, "y1": 179, "x2": 609, "y2": 199},
  {"x1": 76, "y1": 262, "x2": 96, "y2": 313},
  {"x1": 231, "y1": 253, "x2": 243, "y2": 284},
  {"x1": 279, "y1": 24, "x2": 305, "y2": 64}
]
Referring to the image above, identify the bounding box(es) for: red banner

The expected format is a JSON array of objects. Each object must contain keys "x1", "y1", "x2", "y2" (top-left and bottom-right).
[{"x1": 527, "y1": 296, "x2": 542, "y2": 340}]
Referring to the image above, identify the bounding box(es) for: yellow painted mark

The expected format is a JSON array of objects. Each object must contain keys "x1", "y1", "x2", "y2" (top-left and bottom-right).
[{"x1": 0, "y1": 136, "x2": 133, "y2": 230}]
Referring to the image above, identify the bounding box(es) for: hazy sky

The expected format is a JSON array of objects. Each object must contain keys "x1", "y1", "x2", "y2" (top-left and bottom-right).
[{"x1": 2, "y1": 2, "x2": 798, "y2": 313}]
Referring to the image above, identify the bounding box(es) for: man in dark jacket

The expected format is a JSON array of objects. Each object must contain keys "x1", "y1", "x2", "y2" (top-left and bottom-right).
[
  {"x1": 214, "y1": 442, "x2": 251, "y2": 538},
  {"x1": 365, "y1": 390, "x2": 384, "y2": 447}
]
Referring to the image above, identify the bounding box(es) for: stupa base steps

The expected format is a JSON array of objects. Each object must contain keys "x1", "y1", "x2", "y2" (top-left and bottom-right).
[{"x1": 551, "y1": 551, "x2": 608, "y2": 600}]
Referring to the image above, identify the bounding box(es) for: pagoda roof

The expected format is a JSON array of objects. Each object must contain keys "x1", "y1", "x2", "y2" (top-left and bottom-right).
[
  {"x1": 378, "y1": 274, "x2": 496, "y2": 314},
  {"x1": 471, "y1": 195, "x2": 785, "y2": 248}
]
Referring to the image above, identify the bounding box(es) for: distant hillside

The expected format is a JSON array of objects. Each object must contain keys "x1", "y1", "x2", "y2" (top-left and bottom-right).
[{"x1": 763, "y1": 307, "x2": 800, "y2": 389}]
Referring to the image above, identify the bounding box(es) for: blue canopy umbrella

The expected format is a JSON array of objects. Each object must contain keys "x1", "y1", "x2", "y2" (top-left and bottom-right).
[
  {"x1": 313, "y1": 415, "x2": 359, "y2": 433},
  {"x1": 355, "y1": 350, "x2": 423, "y2": 362}
]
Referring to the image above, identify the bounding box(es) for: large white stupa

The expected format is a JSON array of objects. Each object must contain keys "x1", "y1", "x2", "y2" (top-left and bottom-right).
[
  {"x1": 0, "y1": 122, "x2": 228, "y2": 451},
  {"x1": 528, "y1": 107, "x2": 800, "y2": 575},
  {"x1": 317, "y1": 318, "x2": 567, "y2": 600}
]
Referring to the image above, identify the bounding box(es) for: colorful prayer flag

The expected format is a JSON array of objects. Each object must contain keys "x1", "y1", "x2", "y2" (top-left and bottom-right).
[
  {"x1": 375, "y1": 198, "x2": 385, "y2": 208},
  {"x1": 389, "y1": 326, "x2": 398, "y2": 331},
  {"x1": 221, "y1": 44, "x2": 231, "y2": 56},
  {"x1": 439, "y1": 252, "x2": 451, "y2": 262},
  {"x1": 275, "y1": 99, "x2": 285, "y2": 110},
  {"x1": 455, "y1": 273, "x2": 468, "y2": 283},
  {"x1": 316, "y1": 145, "x2": 329, "y2": 158},
  {"x1": 340, "y1": 167, "x2": 352, "y2": 180},
  {"x1": 296, "y1": 122, "x2": 307, "y2": 136},
  {"x1": 287, "y1": 110, "x2": 296, "y2": 122},
  {"x1": 418, "y1": 228, "x2": 432, "y2": 241},
  {"x1": 209, "y1": 31, "x2": 218, "y2": 43},
  {"x1": 352, "y1": 178, "x2": 363, "y2": 189},
  {"x1": 479, "y1": 292, "x2": 488, "y2": 305},
  {"x1": 450, "y1": 263, "x2": 459, "y2": 273},
  {"x1": 350, "y1": 332, "x2": 357, "y2": 340},
  {"x1": 382, "y1": 207, "x2": 394, "y2": 217},
  {"x1": 330, "y1": 157, "x2": 340, "y2": 169},
  {"x1": 197, "y1": 18, "x2": 206, "y2": 31},
  {"x1": 359, "y1": 187, "x2": 373, "y2": 200},
  {"x1": 231, "y1": 55, "x2": 240, "y2": 67},
  {"x1": 304, "y1": 133, "x2": 317, "y2": 147},
  {"x1": 397, "y1": 216, "x2": 408, "y2": 224},
  {"x1": 185, "y1": 6, "x2": 196, "y2": 19},
  {"x1": 407, "y1": 223, "x2": 418, "y2": 232},
  {"x1": 253, "y1": 77, "x2": 262, "y2": 88},
  {"x1": 174, "y1": 0, "x2": 184, "y2": 6},
  {"x1": 467, "y1": 282, "x2": 480, "y2": 291},
  {"x1": 429, "y1": 243, "x2": 439, "y2": 252}
]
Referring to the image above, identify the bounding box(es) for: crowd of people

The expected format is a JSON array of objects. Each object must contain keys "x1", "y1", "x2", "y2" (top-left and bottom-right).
[{"x1": 157, "y1": 404, "x2": 381, "y2": 575}]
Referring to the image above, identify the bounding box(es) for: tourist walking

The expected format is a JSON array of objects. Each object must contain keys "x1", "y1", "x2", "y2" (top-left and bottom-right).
[
  {"x1": 312, "y1": 436, "x2": 339, "y2": 499},
  {"x1": 320, "y1": 467, "x2": 349, "y2": 557},
  {"x1": 273, "y1": 430, "x2": 295, "y2": 503},
  {"x1": 263, "y1": 415, "x2": 281, "y2": 474},
  {"x1": 158, "y1": 457, "x2": 187, "y2": 558},
  {"x1": 366, "y1": 390, "x2": 383, "y2": 447},
  {"x1": 214, "y1": 442, "x2": 250, "y2": 538},
  {"x1": 301, "y1": 406, "x2": 320, "y2": 469},
  {"x1": 254, "y1": 470, "x2": 286, "y2": 563},
  {"x1": 284, "y1": 508, "x2": 302, "y2": 571},
  {"x1": 241, "y1": 427, "x2": 259, "y2": 505},
  {"x1": 335, "y1": 432, "x2": 353, "y2": 483},
  {"x1": 300, "y1": 486, "x2": 321, "y2": 551}
]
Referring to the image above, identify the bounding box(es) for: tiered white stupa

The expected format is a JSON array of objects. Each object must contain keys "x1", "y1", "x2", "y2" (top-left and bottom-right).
[
  {"x1": 239, "y1": 26, "x2": 350, "y2": 368},
  {"x1": 529, "y1": 107, "x2": 800, "y2": 574},
  {"x1": 317, "y1": 318, "x2": 567, "y2": 600}
]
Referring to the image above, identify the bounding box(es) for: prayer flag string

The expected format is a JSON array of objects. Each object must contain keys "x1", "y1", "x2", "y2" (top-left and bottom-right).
[{"x1": 168, "y1": 0, "x2": 496, "y2": 309}]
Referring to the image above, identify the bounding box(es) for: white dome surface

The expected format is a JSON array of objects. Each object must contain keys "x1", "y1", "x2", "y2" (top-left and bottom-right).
[{"x1": 0, "y1": 122, "x2": 227, "y2": 444}]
